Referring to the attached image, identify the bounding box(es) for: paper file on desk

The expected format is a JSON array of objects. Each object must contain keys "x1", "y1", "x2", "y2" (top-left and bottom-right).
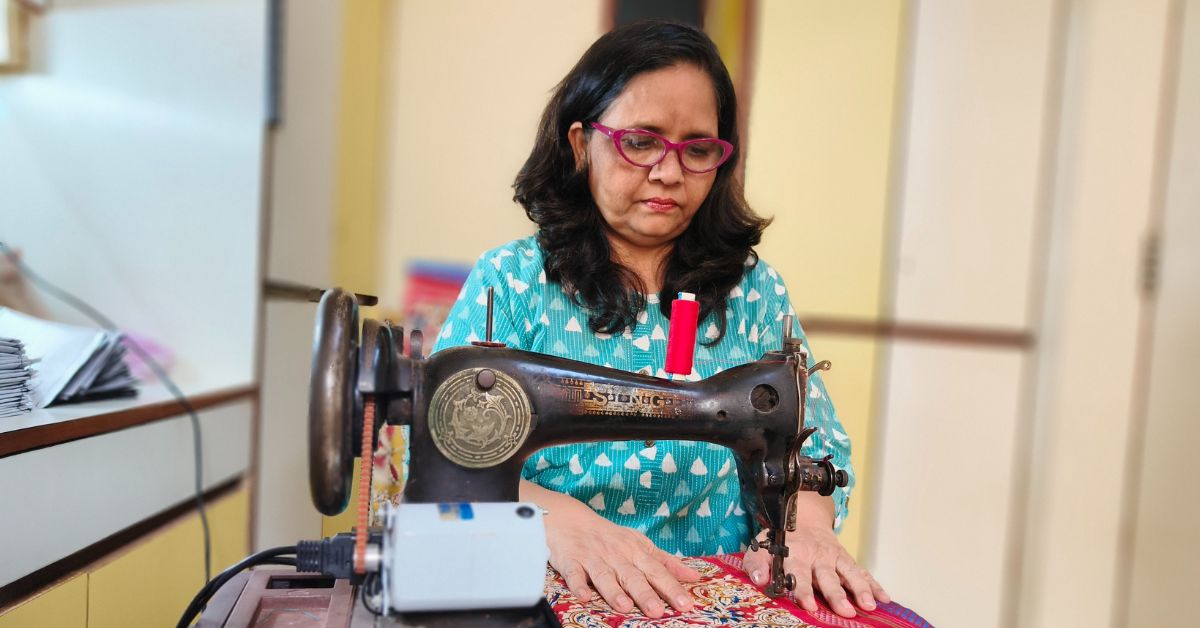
[
  {"x1": 0, "y1": 308, "x2": 137, "y2": 409},
  {"x1": 0, "y1": 337, "x2": 34, "y2": 417}
]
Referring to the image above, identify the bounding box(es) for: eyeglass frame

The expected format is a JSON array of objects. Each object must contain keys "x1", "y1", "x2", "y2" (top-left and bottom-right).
[{"x1": 589, "y1": 122, "x2": 734, "y2": 174}]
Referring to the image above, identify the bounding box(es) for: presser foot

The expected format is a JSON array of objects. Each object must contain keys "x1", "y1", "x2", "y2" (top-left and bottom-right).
[{"x1": 749, "y1": 531, "x2": 795, "y2": 598}]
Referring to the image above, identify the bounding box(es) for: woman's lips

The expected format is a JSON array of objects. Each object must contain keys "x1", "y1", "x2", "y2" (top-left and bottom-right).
[{"x1": 643, "y1": 198, "x2": 679, "y2": 211}]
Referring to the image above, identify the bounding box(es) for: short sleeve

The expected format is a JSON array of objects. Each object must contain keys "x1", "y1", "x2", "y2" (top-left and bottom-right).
[
  {"x1": 748, "y1": 261, "x2": 855, "y2": 533},
  {"x1": 430, "y1": 243, "x2": 534, "y2": 354}
]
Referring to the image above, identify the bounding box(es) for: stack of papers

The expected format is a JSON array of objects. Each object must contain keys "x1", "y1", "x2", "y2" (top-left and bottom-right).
[
  {"x1": 0, "y1": 337, "x2": 33, "y2": 418},
  {"x1": 0, "y1": 308, "x2": 138, "y2": 409}
]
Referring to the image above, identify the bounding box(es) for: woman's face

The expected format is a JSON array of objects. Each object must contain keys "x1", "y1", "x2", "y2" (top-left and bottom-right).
[{"x1": 569, "y1": 64, "x2": 721, "y2": 254}]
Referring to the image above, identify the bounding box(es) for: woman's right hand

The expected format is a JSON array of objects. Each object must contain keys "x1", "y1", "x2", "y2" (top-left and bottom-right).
[{"x1": 521, "y1": 479, "x2": 700, "y2": 618}]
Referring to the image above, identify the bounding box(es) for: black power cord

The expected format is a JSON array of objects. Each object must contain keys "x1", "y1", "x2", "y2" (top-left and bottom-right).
[
  {"x1": 175, "y1": 545, "x2": 298, "y2": 628},
  {"x1": 0, "y1": 241, "x2": 213, "y2": 582}
]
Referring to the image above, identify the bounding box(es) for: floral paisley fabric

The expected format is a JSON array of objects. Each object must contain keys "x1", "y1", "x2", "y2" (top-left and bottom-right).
[
  {"x1": 545, "y1": 553, "x2": 932, "y2": 628},
  {"x1": 431, "y1": 236, "x2": 853, "y2": 556}
]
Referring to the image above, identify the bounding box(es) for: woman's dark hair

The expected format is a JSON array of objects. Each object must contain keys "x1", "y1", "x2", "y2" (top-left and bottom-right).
[{"x1": 513, "y1": 20, "x2": 770, "y2": 343}]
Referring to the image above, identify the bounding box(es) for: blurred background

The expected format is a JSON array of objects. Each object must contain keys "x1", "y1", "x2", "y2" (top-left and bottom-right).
[{"x1": 1, "y1": 0, "x2": 1196, "y2": 626}]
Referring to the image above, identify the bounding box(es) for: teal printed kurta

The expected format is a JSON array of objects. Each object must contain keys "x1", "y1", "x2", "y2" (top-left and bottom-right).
[{"x1": 430, "y1": 236, "x2": 853, "y2": 556}]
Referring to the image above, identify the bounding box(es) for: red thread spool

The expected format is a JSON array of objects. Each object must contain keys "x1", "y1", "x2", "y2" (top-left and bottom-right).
[{"x1": 665, "y1": 292, "x2": 700, "y2": 376}]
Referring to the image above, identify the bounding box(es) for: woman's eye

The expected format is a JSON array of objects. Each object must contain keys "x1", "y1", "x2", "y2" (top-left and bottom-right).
[
  {"x1": 622, "y1": 135, "x2": 659, "y2": 151},
  {"x1": 687, "y1": 144, "x2": 715, "y2": 157}
]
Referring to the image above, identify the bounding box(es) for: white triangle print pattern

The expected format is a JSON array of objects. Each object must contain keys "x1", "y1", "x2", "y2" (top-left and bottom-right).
[
  {"x1": 705, "y1": 323, "x2": 720, "y2": 340},
  {"x1": 507, "y1": 273, "x2": 529, "y2": 294},
  {"x1": 476, "y1": 290, "x2": 489, "y2": 305},
  {"x1": 651, "y1": 325, "x2": 666, "y2": 340},
  {"x1": 595, "y1": 452, "x2": 612, "y2": 467},
  {"x1": 716, "y1": 459, "x2": 731, "y2": 478},
  {"x1": 749, "y1": 324, "x2": 759, "y2": 344},
  {"x1": 539, "y1": 270, "x2": 546, "y2": 284},
  {"x1": 775, "y1": 283, "x2": 786, "y2": 295},
  {"x1": 633, "y1": 336, "x2": 651, "y2": 351},
  {"x1": 696, "y1": 498, "x2": 712, "y2": 517},
  {"x1": 662, "y1": 453, "x2": 677, "y2": 473},
  {"x1": 746, "y1": 288, "x2": 761, "y2": 303},
  {"x1": 565, "y1": 317, "x2": 582, "y2": 332},
  {"x1": 624, "y1": 454, "x2": 641, "y2": 470},
  {"x1": 730, "y1": 285, "x2": 744, "y2": 298},
  {"x1": 588, "y1": 493, "x2": 606, "y2": 511},
  {"x1": 639, "y1": 471, "x2": 653, "y2": 488},
  {"x1": 569, "y1": 454, "x2": 584, "y2": 475},
  {"x1": 660, "y1": 522, "x2": 674, "y2": 539},
  {"x1": 535, "y1": 456, "x2": 549, "y2": 471},
  {"x1": 686, "y1": 526, "x2": 702, "y2": 542},
  {"x1": 676, "y1": 505, "x2": 689, "y2": 517},
  {"x1": 637, "y1": 310, "x2": 649, "y2": 324},
  {"x1": 609, "y1": 473, "x2": 625, "y2": 490},
  {"x1": 691, "y1": 458, "x2": 708, "y2": 475},
  {"x1": 640, "y1": 445, "x2": 657, "y2": 460},
  {"x1": 654, "y1": 502, "x2": 670, "y2": 517},
  {"x1": 618, "y1": 497, "x2": 637, "y2": 515},
  {"x1": 673, "y1": 481, "x2": 692, "y2": 497}
]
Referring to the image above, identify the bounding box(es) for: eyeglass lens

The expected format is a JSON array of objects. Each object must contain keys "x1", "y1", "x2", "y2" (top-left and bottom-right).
[{"x1": 617, "y1": 132, "x2": 726, "y2": 172}]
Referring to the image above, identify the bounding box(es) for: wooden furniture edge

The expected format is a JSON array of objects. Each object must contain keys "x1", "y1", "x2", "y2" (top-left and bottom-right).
[{"x1": 0, "y1": 384, "x2": 259, "y2": 458}]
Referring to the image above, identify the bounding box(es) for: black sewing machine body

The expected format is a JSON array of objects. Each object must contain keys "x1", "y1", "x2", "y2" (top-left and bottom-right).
[{"x1": 308, "y1": 288, "x2": 845, "y2": 601}]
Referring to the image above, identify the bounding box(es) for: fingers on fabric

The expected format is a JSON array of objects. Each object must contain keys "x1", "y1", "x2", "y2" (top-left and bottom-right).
[
  {"x1": 657, "y1": 549, "x2": 702, "y2": 583},
  {"x1": 866, "y1": 571, "x2": 891, "y2": 604},
  {"x1": 813, "y1": 560, "x2": 856, "y2": 618},
  {"x1": 613, "y1": 560, "x2": 668, "y2": 618},
  {"x1": 742, "y1": 544, "x2": 769, "y2": 585},
  {"x1": 637, "y1": 554, "x2": 694, "y2": 612},
  {"x1": 836, "y1": 556, "x2": 877, "y2": 612},
  {"x1": 790, "y1": 561, "x2": 818, "y2": 612},
  {"x1": 582, "y1": 560, "x2": 635, "y2": 613},
  {"x1": 558, "y1": 562, "x2": 594, "y2": 603}
]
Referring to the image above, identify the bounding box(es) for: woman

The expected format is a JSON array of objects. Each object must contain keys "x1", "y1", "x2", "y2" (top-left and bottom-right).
[{"x1": 430, "y1": 20, "x2": 887, "y2": 620}]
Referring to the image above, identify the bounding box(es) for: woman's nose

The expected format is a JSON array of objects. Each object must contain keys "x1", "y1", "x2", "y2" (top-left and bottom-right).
[{"x1": 649, "y1": 149, "x2": 684, "y2": 184}]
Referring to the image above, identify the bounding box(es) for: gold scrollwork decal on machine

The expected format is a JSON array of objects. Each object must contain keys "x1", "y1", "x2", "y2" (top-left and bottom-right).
[{"x1": 556, "y1": 377, "x2": 692, "y2": 418}]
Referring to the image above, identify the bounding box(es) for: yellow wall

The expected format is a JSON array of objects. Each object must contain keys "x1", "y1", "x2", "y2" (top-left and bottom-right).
[
  {"x1": 0, "y1": 575, "x2": 87, "y2": 628},
  {"x1": 375, "y1": 0, "x2": 603, "y2": 315},
  {"x1": 0, "y1": 487, "x2": 249, "y2": 628},
  {"x1": 332, "y1": 0, "x2": 385, "y2": 298},
  {"x1": 745, "y1": 0, "x2": 907, "y2": 558},
  {"x1": 88, "y1": 487, "x2": 249, "y2": 628}
]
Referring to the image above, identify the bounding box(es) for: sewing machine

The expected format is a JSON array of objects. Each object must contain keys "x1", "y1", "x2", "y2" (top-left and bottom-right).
[{"x1": 206, "y1": 287, "x2": 846, "y2": 626}]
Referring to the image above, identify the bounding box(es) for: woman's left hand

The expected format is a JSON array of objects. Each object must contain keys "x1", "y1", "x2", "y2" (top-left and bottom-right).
[{"x1": 743, "y1": 522, "x2": 890, "y2": 618}]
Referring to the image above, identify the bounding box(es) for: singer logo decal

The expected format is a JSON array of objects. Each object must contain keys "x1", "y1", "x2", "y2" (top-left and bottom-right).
[{"x1": 558, "y1": 378, "x2": 692, "y2": 417}]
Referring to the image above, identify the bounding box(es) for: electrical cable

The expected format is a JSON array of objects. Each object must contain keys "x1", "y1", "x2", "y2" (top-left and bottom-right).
[
  {"x1": 175, "y1": 545, "x2": 297, "y2": 628},
  {"x1": 360, "y1": 571, "x2": 384, "y2": 616},
  {"x1": 0, "y1": 241, "x2": 213, "y2": 582}
]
